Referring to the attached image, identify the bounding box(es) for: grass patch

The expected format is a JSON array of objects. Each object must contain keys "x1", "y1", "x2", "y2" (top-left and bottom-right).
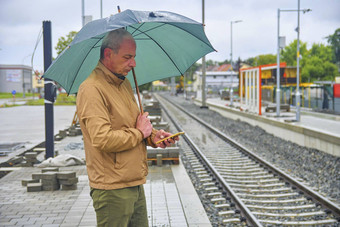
[
  {"x1": 26, "y1": 94, "x2": 76, "y2": 106},
  {"x1": 0, "y1": 92, "x2": 33, "y2": 99},
  {"x1": 0, "y1": 103, "x2": 21, "y2": 108}
]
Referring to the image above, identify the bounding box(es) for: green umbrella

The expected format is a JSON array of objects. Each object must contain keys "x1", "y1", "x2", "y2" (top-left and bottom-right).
[{"x1": 44, "y1": 9, "x2": 215, "y2": 100}]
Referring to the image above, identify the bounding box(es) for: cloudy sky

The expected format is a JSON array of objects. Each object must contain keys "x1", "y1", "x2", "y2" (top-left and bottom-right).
[{"x1": 0, "y1": 0, "x2": 339, "y2": 72}]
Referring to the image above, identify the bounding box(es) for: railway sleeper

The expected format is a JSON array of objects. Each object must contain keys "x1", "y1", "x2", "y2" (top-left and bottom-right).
[
  {"x1": 215, "y1": 166, "x2": 263, "y2": 171},
  {"x1": 220, "y1": 170, "x2": 269, "y2": 175},
  {"x1": 211, "y1": 197, "x2": 226, "y2": 203},
  {"x1": 218, "y1": 210, "x2": 237, "y2": 216},
  {"x1": 192, "y1": 165, "x2": 205, "y2": 170},
  {"x1": 234, "y1": 187, "x2": 292, "y2": 193},
  {"x1": 199, "y1": 177, "x2": 212, "y2": 183},
  {"x1": 211, "y1": 158, "x2": 250, "y2": 163},
  {"x1": 237, "y1": 192, "x2": 299, "y2": 198},
  {"x1": 211, "y1": 160, "x2": 254, "y2": 166},
  {"x1": 252, "y1": 211, "x2": 327, "y2": 218},
  {"x1": 213, "y1": 163, "x2": 261, "y2": 168},
  {"x1": 258, "y1": 218, "x2": 338, "y2": 226},
  {"x1": 215, "y1": 203, "x2": 231, "y2": 209},
  {"x1": 228, "y1": 178, "x2": 279, "y2": 183},
  {"x1": 207, "y1": 192, "x2": 222, "y2": 197},
  {"x1": 228, "y1": 182, "x2": 285, "y2": 188},
  {"x1": 242, "y1": 198, "x2": 307, "y2": 204},
  {"x1": 197, "y1": 174, "x2": 210, "y2": 178},
  {"x1": 204, "y1": 187, "x2": 218, "y2": 192},
  {"x1": 221, "y1": 174, "x2": 274, "y2": 180},
  {"x1": 196, "y1": 170, "x2": 207, "y2": 175},
  {"x1": 246, "y1": 204, "x2": 317, "y2": 210},
  {"x1": 202, "y1": 182, "x2": 215, "y2": 187},
  {"x1": 222, "y1": 218, "x2": 242, "y2": 224}
]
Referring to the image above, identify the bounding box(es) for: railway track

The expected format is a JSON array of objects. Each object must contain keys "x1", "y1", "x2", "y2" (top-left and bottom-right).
[{"x1": 155, "y1": 93, "x2": 340, "y2": 226}]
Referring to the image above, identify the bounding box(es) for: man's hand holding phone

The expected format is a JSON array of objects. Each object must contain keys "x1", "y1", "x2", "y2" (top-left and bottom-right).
[{"x1": 154, "y1": 130, "x2": 184, "y2": 148}]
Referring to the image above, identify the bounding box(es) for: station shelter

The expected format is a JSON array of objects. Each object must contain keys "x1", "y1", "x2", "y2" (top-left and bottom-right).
[{"x1": 239, "y1": 62, "x2": 299, "y2": 115}]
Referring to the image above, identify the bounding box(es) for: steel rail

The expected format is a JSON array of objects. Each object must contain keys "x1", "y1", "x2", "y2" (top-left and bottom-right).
[
  {"x1": 156, "y1": 94, "x2": 263, "y2": 227},
  {"x1": 156, "y1": 93, "x2": 340, "y2": 224}
]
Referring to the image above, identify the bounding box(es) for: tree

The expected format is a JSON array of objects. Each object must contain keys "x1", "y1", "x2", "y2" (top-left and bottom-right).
[
  {"x1": 186, "y1": 62, "x2": 200, "y2": 81},
  {"x1": 301, "y1": 43, "x2": 338, "y2": 82},
  {"x1": 281, "y1": 40, "x2": 308, "y2": 66},
  {"x1": 326, "y1": 28, "x2": 340, "y2": 64},
  {"x1": 244, "y1": 54, "x2": 276, "y2": 66},
  {"x1": 55, "y1": 31, "x2": 78, "y2": 55},
  {"x1": 244, "y1": 57, "x2": 256, "y2": 66},
  {"x1": 309, "y1": 43, "x2": 334, "y2": 62}
]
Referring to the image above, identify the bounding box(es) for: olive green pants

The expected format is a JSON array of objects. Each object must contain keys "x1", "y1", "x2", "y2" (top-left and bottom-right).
[{"x1": 90, "y1": 185, "x2": 148, "y2": 227}]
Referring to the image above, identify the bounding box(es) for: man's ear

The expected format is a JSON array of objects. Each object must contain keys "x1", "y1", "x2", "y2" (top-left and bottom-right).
[{"x1": 103, "y1": 48, "x2": 112, "y2": 59}]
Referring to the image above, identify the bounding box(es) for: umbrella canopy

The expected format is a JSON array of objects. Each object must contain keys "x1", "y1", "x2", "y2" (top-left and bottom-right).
[{"x1": 44, "y1": 9, "x2": 215, "y2": 94}]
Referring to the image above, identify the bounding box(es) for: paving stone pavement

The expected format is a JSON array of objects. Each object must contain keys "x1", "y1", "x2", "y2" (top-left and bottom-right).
[{"x1": 0, "y1": 134, "x2": 211, "y2": 227}]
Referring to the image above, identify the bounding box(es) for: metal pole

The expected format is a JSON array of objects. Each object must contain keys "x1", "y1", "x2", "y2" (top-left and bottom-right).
[
  {"x1": 296, "y1": 0, "x2": 301, "y2": 121},
  {"x1": 100, "y1": 0, "x2": 103, "y2": 19},
  {"x1": 276, "y1": 9, "x2": 281, "y2": 117},
  {"x1": 230, "y1": 21, "x2": 233, "y2": 106},
  {"x1": 171, "y1": 77, "x2": 176, "y2": 95},
  {"x1": 229, "y1": 20, "x2": 242, "y2": 106},
  {"x1": 43, "y1": 21, "x2": 54, "y2": 159},
  {"x1": 201, "y1": 0, "x2": 208, "y2": 108},
  {"x1": 22, "y1": 69, "x2": 26, "y2": 98},
  {"x1": 82, "y1": 0, "x2": 85, "y2": 27}
]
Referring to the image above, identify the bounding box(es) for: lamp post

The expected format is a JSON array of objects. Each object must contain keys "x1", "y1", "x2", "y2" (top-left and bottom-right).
[
  {"x1": 276, "y1": 6, "x2": 311, "y2": 118},
  {"x1": 201, "y1": 0, "x2": 208, "y2": 108},
  {"x1": 229, "y1": 20, "x2": 242, "y2": 106}
]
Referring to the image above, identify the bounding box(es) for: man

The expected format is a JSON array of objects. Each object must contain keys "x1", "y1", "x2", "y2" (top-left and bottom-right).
[{"x1": 76, "y1": 28, "x2": 178, "y2": 227}]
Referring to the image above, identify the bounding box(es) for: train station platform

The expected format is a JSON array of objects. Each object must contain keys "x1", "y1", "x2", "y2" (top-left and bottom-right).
[
  {"x1": 0, "y1": 106, "x2": 211, "y2": 226},
  {"x1": 194, "y1": 96, "x2": 340, "y2": 157}
]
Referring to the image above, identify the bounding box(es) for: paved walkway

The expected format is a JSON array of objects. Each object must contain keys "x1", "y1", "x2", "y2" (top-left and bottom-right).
[{"x1": 0, "y1": 105, "x2": 211, "y2": 227}]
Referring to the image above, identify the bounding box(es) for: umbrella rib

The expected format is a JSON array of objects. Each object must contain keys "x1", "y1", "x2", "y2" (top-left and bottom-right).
[
  {"x1": 129, "y1": 24, "x2": 184, "y2": 76},
  {"x1": 68, "y1": 38, "x2": 102, "y2": 94},
  {"x1": 131, "y1": 23, "x2": 166, "y2": 38},
  {"x1": 131, "y1": 22, "x2": 215, "y2": 51},
  {"x1": 165, "y1": 23, "x2": 216, "y2": 51}
]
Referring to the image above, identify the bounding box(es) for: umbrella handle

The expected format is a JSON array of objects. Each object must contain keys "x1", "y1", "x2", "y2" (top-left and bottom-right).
[
  {"x1": 117, "y1": 7, "x2": 143, "y2": 114},
  {"x1": 132, "y1": 68, "x2": 144, "y2": 114}
]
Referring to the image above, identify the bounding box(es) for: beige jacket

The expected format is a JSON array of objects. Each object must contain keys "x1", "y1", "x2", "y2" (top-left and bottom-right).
[{"x1": 77, "y1": 61, "x2": 157, "y2": 190}]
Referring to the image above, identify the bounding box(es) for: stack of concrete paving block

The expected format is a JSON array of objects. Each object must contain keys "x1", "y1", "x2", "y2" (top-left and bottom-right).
[
  {"x1": 23, "y1": 152, "x2": 38, "y2": 167},
  {"x1": 24, "y1": 168, "x2": 78, "y2": 192},
  {"x1": 8, "y1": 155, "x2": 24, "y2": 166},
  {"x1": 148, "y1": 115, "x2": 161, "y2": 124},
  {"x1": 152, "y1": 121, "x2": 170, "y2": 131},
  {"x1": 147, "y1": 147, "x2": 180, "y2": 166},
  {"x1": 55, "y1": 129, "x2": 67, "y2": 141},
  {"x1": 32, "y1": 171, "x2": 60, "y2": 191},
  {"x1": 26, "y1": 182, "x2": 43, "y2": 192},
  {"x1": 147, "y1": 147, "x2": 179, "y2": 159},
  {"x1": 144, "y1": 102, "x2": 161, "y2": 116},
  {"x1": 142, "y1": 91, "x2": 152, "y2": 99},
  {"x1": 57, "y1": 171, "x2": 78, "y2": 190},
  {"x1": 68, "y1": 125, "x2": 82, "y2": 137}
]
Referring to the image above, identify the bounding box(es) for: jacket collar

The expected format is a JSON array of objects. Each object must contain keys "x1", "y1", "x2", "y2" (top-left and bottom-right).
[{"x1": 96, "y1": 61, "x2": 125, "y2": 86}]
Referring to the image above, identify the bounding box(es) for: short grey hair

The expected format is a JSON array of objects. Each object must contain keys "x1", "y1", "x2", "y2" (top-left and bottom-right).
[{"x1": 100, "y1": 28, "x2": 134, "y2": 59}]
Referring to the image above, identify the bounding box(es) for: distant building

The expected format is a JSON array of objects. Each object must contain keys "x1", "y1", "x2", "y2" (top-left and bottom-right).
[
  {"x1": 0, "y1": 64, "x2": 32, "y2": 94},
  {"x1": 193, "y1": 64, "x2": 238, "y2": 93}
]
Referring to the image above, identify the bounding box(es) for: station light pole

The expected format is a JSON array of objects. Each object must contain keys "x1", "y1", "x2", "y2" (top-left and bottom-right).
[
  {"x1": 276, "y1": 6, "x2": 311, "y2": 118},
  {"x1": 229, "y1": 20, "x2": 242, "y2": 106},
  {"x1": 201, "y1": 0, "x2": 208, "y2": 108}
]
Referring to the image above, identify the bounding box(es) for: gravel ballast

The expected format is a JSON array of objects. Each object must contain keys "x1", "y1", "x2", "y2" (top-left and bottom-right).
[{"x1": 164, "y1": 94, "x2": 340, "y2": 206}]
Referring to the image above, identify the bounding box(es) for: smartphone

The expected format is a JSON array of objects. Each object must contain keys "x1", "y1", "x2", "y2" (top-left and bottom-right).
[{"x1": 155, "y1": 132, "x2": 185, "y2": 144}]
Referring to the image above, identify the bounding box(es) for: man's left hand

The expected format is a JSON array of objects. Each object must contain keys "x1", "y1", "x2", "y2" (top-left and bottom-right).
[{"x1": 154, "y1": 129, "x2": 179, "y2": 148}]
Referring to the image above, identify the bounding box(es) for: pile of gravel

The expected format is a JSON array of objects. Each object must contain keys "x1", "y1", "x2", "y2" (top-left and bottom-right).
[{"x1": 165, "y1": 94, "x2": 340, "y2": 206}]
